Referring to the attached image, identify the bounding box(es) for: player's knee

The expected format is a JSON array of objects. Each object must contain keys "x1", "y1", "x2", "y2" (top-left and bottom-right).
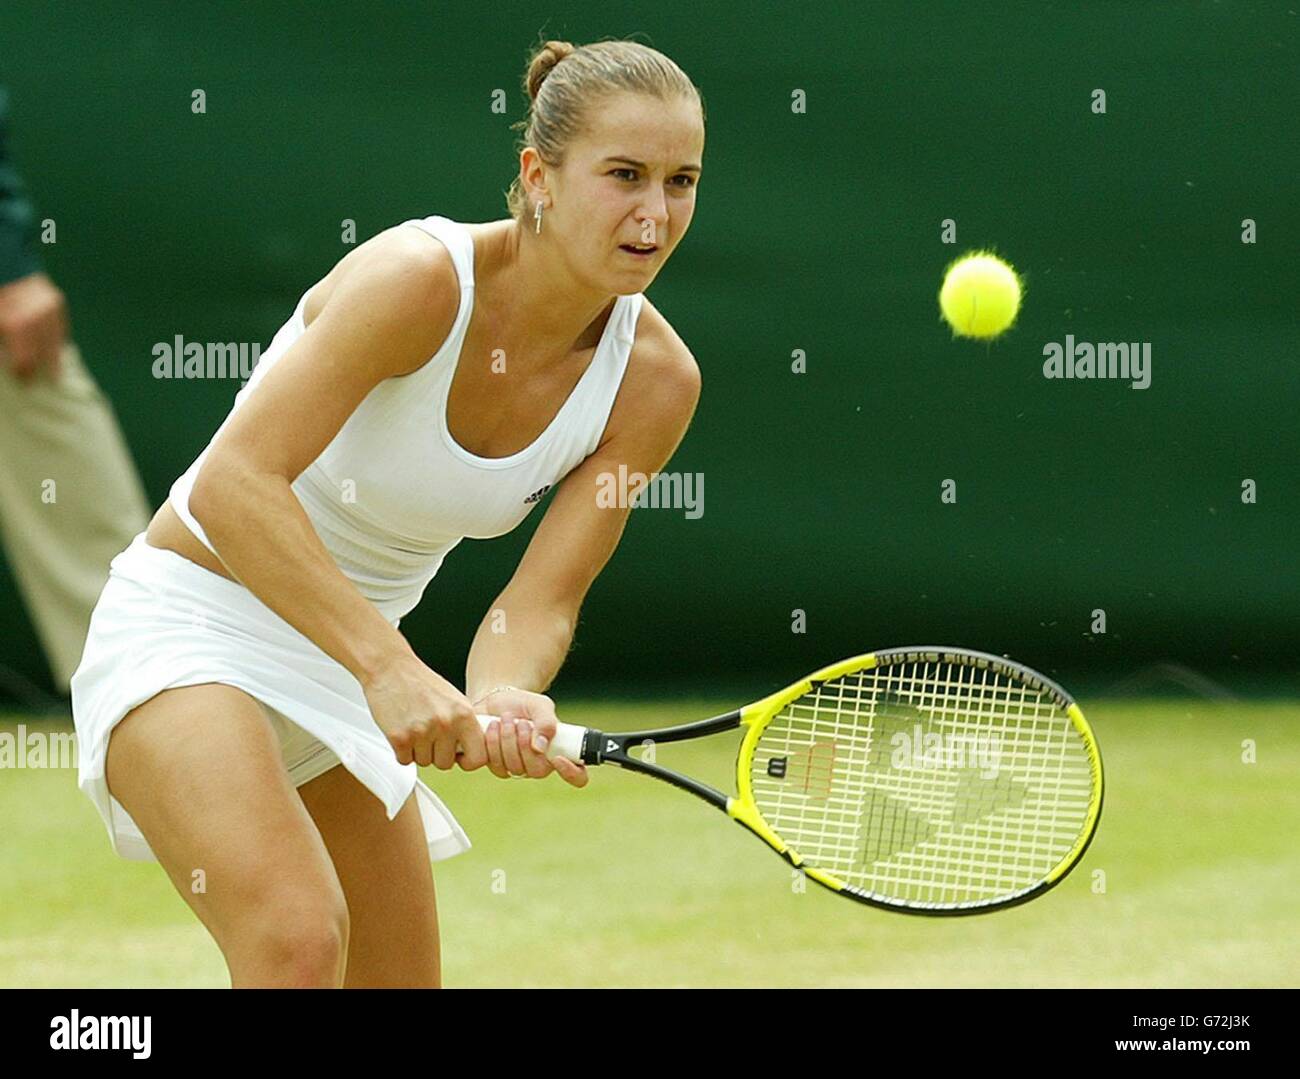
[{"x1": 234, "y1": 889, "x2": 351, "y2": 987}]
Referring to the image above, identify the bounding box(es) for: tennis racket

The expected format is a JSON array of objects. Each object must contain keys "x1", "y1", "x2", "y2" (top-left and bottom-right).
[{"x1": 475, "y1": 647, "x2": 1104, "y2": 915}]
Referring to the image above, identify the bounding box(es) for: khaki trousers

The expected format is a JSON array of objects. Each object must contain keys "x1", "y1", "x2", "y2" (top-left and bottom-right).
[{"x1": 0, "y1": 340, "x2": 150, "y2": 692}]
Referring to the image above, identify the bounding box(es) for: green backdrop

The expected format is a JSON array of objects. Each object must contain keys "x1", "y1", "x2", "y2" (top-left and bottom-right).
[{"x1": 1, "y1": 2, "x2": 1295, "y2": 697}]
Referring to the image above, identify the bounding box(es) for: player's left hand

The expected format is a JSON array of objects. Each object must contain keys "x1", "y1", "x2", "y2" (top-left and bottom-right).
[{"x1": 472, "y1": 687, "x2": 589, "y2": 788}]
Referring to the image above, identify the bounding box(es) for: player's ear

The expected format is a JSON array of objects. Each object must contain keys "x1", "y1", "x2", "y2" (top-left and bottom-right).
[{"x1": 518, "y1": 147, "x2": 550, "y2": 207}]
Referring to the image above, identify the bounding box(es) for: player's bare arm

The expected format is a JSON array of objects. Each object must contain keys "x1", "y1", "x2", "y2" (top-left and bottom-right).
[
  {"x1": 189, "y1": 230, "x2": 491, "y2": 771},
  {"x1": 466, "y1": 313, "x2": 701, "y2": 785}
]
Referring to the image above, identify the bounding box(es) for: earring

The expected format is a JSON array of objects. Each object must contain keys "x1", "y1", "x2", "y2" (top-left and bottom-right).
[{"x1": 534, "y1": 200, "x2": 544, "y2": 235}]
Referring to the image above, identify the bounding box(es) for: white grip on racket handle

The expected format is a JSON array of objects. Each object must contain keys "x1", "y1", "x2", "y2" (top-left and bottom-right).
[{"x1": 474, "y1": 713, "x2": 587, "y2": 762}]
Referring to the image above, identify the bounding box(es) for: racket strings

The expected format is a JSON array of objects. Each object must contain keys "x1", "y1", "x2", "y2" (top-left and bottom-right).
[{"x1": 748, "y1": 659, "x2": 1094, "y2": 908}]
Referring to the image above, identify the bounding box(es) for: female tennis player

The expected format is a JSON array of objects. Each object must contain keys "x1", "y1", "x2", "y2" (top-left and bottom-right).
[{"x1": 69, "y1": 38, "x2": 704, "y2": 988}]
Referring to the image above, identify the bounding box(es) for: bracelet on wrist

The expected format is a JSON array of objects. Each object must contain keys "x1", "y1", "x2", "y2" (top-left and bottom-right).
[{"x1": 471, "y1": 684, "x2": 521, "y2": 706}]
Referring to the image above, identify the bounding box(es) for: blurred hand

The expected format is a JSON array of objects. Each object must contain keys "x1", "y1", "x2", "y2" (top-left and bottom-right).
[
  {"x1": 0, "y1": 272, "x2": 68, "y2": 381},
  {"x1": 473, "y1": 686, "x2": 588, "y2": 788}
]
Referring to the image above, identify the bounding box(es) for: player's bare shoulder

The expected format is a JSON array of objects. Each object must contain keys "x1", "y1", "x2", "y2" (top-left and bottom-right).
[
  {"x1": 300, "y1": 223, "x2": 462, "y2": 378},
  {"x1": 601, "y1": 297, "x2": 701, "y2": 450}
]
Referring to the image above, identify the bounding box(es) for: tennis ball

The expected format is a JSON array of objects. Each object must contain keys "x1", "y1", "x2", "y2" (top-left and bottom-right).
[{"x1": 938, "y1": 251, "x2": 1023, "y2": 340}]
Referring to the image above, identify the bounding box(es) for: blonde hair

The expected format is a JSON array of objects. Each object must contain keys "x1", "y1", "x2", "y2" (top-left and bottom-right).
[{"x1": 504, "y1": 37, "x2": 704, "y2": 222}]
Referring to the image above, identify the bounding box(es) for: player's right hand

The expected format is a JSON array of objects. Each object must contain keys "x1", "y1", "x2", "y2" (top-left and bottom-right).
[{"x1": 361, "y1": 654, "x2": 487, "y2": 771}]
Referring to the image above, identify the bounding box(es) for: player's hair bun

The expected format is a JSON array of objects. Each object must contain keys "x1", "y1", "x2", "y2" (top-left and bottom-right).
[{"x1": 525, "y1": 40, "x2": 576, "y2": 100}]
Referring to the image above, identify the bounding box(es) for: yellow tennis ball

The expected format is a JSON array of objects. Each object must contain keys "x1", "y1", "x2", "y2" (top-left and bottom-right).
[{"x1": 938, "y1": 251, "x2": 1023, "y2": 339}]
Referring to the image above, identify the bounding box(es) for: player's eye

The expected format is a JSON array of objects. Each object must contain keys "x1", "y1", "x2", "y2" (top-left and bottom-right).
[{"x1": 610, "y1": 169, "x2": 696, "y2": 188}]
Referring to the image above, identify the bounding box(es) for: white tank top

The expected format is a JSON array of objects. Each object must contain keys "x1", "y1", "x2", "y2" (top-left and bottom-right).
[{"x1": 168, "y1": 214, "x2": 644, "y2": 624}]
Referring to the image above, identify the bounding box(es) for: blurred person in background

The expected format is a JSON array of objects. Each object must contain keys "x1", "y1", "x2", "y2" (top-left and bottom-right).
[{"x1": 0, "y1": 86, "x2": 150, "y2": 702}]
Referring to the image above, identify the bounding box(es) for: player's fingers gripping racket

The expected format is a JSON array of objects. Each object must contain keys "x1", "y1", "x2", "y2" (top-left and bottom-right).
[{"x1": 472, "y1": 647, "x2": 1104, "y2": 915}]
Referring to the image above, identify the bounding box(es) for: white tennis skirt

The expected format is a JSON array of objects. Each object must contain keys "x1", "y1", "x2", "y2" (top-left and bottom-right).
[{"x1": 69, "y1": 531, "x2": 471, "y2": 864}]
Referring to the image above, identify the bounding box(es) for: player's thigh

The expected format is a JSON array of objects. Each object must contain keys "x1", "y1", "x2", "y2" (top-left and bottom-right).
[
  {"x1": 105, "y1": 683, "x2": 349, "y2": 958},
  {"x1": 296, "y1": 764, "x2": 441, "y2": 988}
]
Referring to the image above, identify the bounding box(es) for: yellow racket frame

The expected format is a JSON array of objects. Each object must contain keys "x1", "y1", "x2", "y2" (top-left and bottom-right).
[{"x1": 725, "y1": 650, "x2": 1104, "y2": 914}]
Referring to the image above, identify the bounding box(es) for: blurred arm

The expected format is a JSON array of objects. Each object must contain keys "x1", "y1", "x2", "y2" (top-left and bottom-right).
[
  {"x1": 0, "y1": 88, "x2": 66, "y2": 380},
  {"x1": 0, "y1": 87, "x2": 44, "y2": 287}
]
